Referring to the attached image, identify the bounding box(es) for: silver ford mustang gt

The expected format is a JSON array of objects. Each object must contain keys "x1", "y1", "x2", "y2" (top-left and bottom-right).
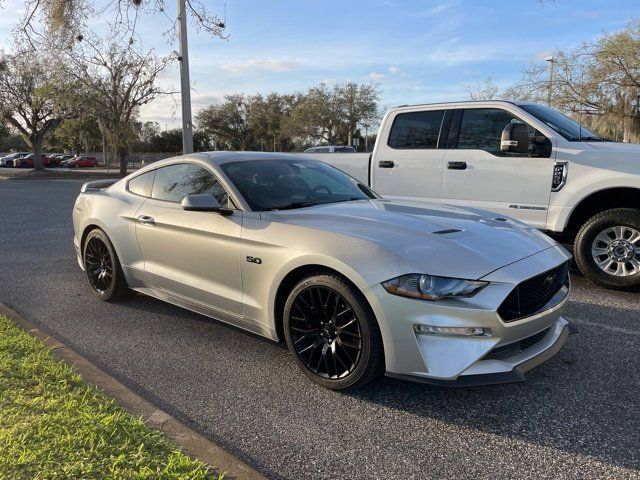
[{"x1": 73, "y1": 152, "x2": 574, "y2": 390}]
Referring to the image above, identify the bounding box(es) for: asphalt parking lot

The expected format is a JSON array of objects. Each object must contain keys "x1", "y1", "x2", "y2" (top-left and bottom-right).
[{"x1": 1, "y1": 179, "x2": 639, "y2": 480}]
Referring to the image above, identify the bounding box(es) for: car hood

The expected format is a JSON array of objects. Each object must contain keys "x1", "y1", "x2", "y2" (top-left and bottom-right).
[{"x1": 265, "y1": 199, "x2": 561, "y2": 280}]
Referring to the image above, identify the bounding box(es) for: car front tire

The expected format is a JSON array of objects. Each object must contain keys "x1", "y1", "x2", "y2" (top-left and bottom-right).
[
  {"x1": 83, "y1": 229, "x2": 130, "y2": 301},
  {"x1": 283, "y1": 273, "x2": 384, "y2": 390},
  {"x1": 574, "y1": 208, "x2": 640, "y2": 289}
]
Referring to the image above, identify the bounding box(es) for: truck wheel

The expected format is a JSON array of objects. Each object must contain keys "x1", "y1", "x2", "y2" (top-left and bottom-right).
[{"x1": 574, "y1": 208, "x2": 640, "y2": 289}]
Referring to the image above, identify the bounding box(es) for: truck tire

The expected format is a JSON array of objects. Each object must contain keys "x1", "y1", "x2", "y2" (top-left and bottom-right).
[{"x1": 574, "y1": 208, "x2": 640, "y2": 289}]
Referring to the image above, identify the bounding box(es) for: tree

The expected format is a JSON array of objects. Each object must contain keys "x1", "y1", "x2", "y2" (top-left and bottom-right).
[
  {"x1": 21, "y1": 0, "x2": 226, "y2": 45},
  {"x1": 0, "y1": 50, "x2": 64, "y2": 170},
  {"x1": 283, "y1": 83, "x2": 343, "y2": 145},
  {"x1": 0, "y1": 124, "x2": 29, "y2": 152},
  {"x1": 63, "y1": 35, "x2": 172, "y2": 176},
  {"x1": 52, "y1": 117, "x2": 101, "y2": 153},
  {"x1": 466, "y1": 78, "x2": 501, "y2": 101},
  {"x1": 250, "y1": 93, "x2": 299, "y2": 151},
  {"x1": 506, "y1": 22, "x2": 640, "y2": 142},
  {"x1": 335, "y1": 82, "x2": 380, "y2": 146},
  {"x1": 197, "y1": 94, "x2": 255, "y2": 150},
  {"x1": 282, "y1": 82, "x2": 381, "y2": 146}
]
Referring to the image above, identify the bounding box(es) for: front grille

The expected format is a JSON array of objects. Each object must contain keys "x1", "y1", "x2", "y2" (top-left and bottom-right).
[{"x1": 498, "y1": 261, "x2": 570, "y2": 322}]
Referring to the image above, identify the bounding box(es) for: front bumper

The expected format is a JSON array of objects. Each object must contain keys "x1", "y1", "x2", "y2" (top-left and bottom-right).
[
  {"x1": 364, "y1": 245, "x2": 573, "y2": 385},
  {"x1": 387, "y1": 317, "x2": 575, "y2": 386}
]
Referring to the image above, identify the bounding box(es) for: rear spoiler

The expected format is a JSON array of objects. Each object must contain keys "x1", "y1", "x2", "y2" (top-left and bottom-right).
[{"x1": 80, "y1": 179, "x2": 119, "y2": 193}]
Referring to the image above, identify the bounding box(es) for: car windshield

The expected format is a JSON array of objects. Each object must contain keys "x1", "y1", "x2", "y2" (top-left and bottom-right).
[
  {"x1": 519, "y1": 103, "x2": 605, "y2": 141},
  {"x1": 220, "y1": 158, "x2": 374, "y2": 211}
]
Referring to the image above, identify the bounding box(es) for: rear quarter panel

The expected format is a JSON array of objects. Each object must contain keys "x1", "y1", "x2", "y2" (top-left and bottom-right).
[{"x1": 73, "y1": 185, "x2": 147, "y2": 283}]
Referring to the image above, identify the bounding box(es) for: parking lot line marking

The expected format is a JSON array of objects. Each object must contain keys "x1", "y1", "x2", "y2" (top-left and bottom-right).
[{"x1": 567, "y1": 317, "x2": 640, "y2": 337}]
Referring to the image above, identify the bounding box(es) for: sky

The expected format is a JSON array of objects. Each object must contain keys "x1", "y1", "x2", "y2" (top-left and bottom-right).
[{"x1": 1, "y1": 0, "x2": 639, "y2": 128}]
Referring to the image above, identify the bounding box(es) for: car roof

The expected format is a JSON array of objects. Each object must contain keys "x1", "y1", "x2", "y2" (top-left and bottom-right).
[{"x1": 140, "y1": 152, "x2": 317, "y2": 171}]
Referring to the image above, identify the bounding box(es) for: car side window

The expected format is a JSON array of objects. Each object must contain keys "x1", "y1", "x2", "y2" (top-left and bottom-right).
[
  {"x1": 455, "y1": 108, "x2": 542, "y2": 156},
  {"x1": 128, "y1": 170, "x2": 156, "y2": 197},
  {"x1": 387, "y1": 110, "x2": 445, "y2": 149},
  {"x1": 151, "y1": 163, "x2": 230, "y2": 206}
]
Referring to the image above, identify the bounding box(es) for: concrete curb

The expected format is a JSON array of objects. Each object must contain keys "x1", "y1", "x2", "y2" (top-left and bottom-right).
[{"x1": 0, "y1": 303, "x2": 267, "y2": 480}]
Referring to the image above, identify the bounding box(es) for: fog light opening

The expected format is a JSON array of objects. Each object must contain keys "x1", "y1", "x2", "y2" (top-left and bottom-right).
[{"x1": 414, "y1": 325, "x2": 492, "y2": 337}]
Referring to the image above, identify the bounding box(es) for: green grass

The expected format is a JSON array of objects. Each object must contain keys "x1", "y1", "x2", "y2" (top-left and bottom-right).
[{"x1": 0, "y1": 315, "x2": 217, "y2": 479}]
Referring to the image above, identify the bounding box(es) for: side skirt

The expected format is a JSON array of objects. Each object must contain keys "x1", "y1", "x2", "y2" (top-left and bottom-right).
[{"x1": 131, "y1": 286, "x2": 278, "y2": 341}]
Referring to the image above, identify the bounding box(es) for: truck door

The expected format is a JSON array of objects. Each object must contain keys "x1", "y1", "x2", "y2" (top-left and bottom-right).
[
  {"x1": 371, "y1": 109, "x2": 447, "y2": 202},
  {"x1": 441, "y1": 107, "x2": 555, "y2": 229}
]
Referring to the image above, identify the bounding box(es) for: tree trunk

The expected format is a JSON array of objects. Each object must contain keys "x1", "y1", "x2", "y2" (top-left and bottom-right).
[
  {"x1": 117, "y1": 146, "x2": 128, "y2": 177},
  {"x1": 102, "y1": 132, "x2": 108, "y2": 171},
  {"x1": 33, "y1": 137, "x2": 44, "y2": 171}
]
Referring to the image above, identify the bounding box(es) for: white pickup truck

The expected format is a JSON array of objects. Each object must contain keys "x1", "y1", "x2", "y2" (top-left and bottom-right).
[{"x1": 307, "y1": 100, "x2": 640, "y2": 289}]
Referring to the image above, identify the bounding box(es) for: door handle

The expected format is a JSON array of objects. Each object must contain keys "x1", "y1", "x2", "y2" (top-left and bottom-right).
[
  {"x1": 137, "y1": 215, "x2": 155, "y2": 226},
  {"x1": 447, "y1": 161, "x2": 467, "y2": 170},
  {"x1": 378, "y1": 160, "x2": 395, "y2": 168}
]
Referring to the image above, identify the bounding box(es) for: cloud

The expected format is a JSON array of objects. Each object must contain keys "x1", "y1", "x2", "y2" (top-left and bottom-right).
[
  {"x1": 369, "y1": 72, "x2": 385, "y2": 80},
  {"x1": 388, "y1": 66, "x2": 400, "y2": 74},
  {"x1": 415, "y1": 1, "x2": 459, "y2": 18},
  {"x1": 221, "y1": 58, "x2": 302, "y2": 74}
]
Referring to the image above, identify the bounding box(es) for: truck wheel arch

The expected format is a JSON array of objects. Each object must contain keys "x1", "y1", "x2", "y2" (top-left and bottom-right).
[{"x1": 566, "y1": 187, "x2": 640, "y2": 236}]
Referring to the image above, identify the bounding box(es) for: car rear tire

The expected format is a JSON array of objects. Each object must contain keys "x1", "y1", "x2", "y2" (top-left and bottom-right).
[
  {"x1": 574, "y1": 208, "x2": 640, "y2": 289},
  {"x1": 83, "y1": 229, "x2": 130, "y2": 301},
  {"x1": 283, "y1": 273, "x2": 384, "y2": 390}
]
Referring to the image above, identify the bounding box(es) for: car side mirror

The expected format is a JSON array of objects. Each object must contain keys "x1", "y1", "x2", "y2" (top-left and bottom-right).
[
  {"x1": 181, "y1": 194, "x2": 232, "y2": 215},
  {"x1": 501, "y1": 123, "x2": 530, "y2": 155}
]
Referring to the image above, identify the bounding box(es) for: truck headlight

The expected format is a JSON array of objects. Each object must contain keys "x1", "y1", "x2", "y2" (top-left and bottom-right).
[{"x1": 382, "y1": 274, "x2": 488, "y2": 301}]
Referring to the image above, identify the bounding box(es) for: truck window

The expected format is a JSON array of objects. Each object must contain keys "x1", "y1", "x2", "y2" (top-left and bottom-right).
[
  {"x1": 453, "y1": 108, "x2": 550, "y2": 157},
  {"x1": 387, "y1": 110, "x2": 445, "y2": 149},
  {"x1": 456, "y1": 109, "x2": 521, "y2": 153}
]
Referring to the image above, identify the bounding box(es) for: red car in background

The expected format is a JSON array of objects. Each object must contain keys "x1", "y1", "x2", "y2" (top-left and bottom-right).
[
  {"x1": 65, "y1": 156, "x2": 99, "y2": 168},
  {"x1": 14, "y1": 154, "x2": 59, "y2": 168}
]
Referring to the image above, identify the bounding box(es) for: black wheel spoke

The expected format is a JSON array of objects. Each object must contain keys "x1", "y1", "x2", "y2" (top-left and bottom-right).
[
  {"x1": 84, "y1": 237, "x2": 114, "y2": 294},
  {"x1": 288, "y1": 285, "x2": 363, "y2": 380}
]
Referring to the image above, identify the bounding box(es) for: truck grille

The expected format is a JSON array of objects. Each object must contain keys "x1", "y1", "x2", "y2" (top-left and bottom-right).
[{"x1": 498, "y1": 262, "x2": 570, "y2": 322}]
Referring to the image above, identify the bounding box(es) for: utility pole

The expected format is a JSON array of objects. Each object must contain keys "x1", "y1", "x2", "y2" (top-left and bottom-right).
[
  {"x1": 178, "y1": 0, "x2": 194, "y2": 154},
  {"x1": 545, "y1": 55, "x2": 554, "y2": 107}
]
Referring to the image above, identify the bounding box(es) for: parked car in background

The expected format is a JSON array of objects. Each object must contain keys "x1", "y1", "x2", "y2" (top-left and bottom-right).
[
  {"x1": 304, "y1": 145, "x2": 356, "y2": 153},
  {"x1": 65, "y1": 156, "x2": 99, "y2": 168},
  {"x1": 73, "y1": 152, "x2": 573, "y2": 390},
  {"x1": 0, "y1": 152, "x2": 30, "y2": 167},
  {"x1": 14, "y1": 153, "x2": 56, "y2": 168},
  {"x1": 310, "y1": 100, "x2": 640, "y2": 290},
  {"x1": 58, "y1": 155, "x2": 75, "y2": 167}
]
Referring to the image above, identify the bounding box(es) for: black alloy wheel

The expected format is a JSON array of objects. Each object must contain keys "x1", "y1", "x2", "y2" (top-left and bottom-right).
[
  {"x1": 85, "y1": 236, "x2": 114, "y2": 294},
  {"x1": 284, "y1": 274, "x2": 384, "y2": 390},
  {"x1": 83, "y1": 229, "x2": 130, "y2": 301}
]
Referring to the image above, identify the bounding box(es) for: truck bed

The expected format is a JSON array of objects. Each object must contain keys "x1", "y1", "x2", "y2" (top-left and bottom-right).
[{"x1": 296, "y1": 153, "x2": 370, "y2": 184}]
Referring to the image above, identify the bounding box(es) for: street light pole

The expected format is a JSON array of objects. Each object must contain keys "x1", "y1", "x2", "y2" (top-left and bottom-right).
[
  {"x1": 545, "y1": 55, "x2": 554, "y2": 107},
  {"x1": 178, "y1": 0, "x2": 194, "y2": 154}
]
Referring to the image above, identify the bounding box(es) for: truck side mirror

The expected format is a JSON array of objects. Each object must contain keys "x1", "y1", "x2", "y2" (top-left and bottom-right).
[{"x1": 501, "y1": 123, "x2": 530, "y2": 155}]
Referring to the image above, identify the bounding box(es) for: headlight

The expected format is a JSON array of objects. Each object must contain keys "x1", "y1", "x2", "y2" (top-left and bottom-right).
[{"x1": 382, "y1": 274, "x2": 488, "y2": 301}]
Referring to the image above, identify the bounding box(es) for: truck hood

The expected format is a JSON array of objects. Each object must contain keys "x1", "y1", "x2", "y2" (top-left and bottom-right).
[
  {"x1": 585, "y1": 141, "x2": 640, "y2": 154},
  {"x1": 267, "y1": 199, "x2": 561, "y2": 280}
]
